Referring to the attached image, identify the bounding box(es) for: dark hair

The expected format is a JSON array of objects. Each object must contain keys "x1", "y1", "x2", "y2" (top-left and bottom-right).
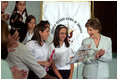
[
  {"x1": 10, "y1": 21, "x2": 27, "y2": 42},
  {"x1": 53, "y1": 24, "x2": 69, "y2": 48},
  {"x1": 85, "y1": 18, "x2": 102, "y2": 33},
  {"x1": 1, "y1": 21, "x2": 9, "y2": 48},
  {"x1": 10, "y1": 13, "x2": 23, "y2": 26},
  {"x1": 1, "y1": 20, "x2": 9, "y2": 59},
  {"x1": 12, "y1": 1, "x2": 28, "y2": 17},
  {"x1": 31, "y1": 20, "x2": 50, "y2": 46},
  {"x1": 25, "y1": 15, "x2": 36, "y2": 30}
]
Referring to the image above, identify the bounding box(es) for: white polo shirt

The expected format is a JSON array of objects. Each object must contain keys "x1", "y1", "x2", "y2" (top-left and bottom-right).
[
  {"x1": 26, "y1": 40, "x2": 49, "y2": 70},
  {"x1": 49, "y1": 43, "x2": 74, "y2": 70}
]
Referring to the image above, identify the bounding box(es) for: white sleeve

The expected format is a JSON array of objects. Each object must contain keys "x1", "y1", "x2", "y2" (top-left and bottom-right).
[
  {"x1": 20, "y1": 46, "x2": 47, "y2": 78},
  {"x1": 98, "y1": 38, "x2": 112, "y2": 62},
  {"x1": 26, "y1": 41, "x2": 34, "y2": 52}
]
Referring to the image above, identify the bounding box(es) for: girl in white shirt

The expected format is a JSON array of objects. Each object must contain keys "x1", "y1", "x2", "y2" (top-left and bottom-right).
[
  {"x1": 26, "y1": 21, "x2": 51, "y2": 78},
  {"x1": 49, "y1": 24, "x2": 74, "y2": 79},
  {"x1": 12, "y1": 1, "x2": 28, "y2": 22},
  {"x1": 23, "y1": 15, "x2": 36, "y2": 45}
]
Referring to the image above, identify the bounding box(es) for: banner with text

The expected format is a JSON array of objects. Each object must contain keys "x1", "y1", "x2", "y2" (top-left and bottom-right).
[{"x1": 42, "y1": 1, "x2": 91, "y2": 53}]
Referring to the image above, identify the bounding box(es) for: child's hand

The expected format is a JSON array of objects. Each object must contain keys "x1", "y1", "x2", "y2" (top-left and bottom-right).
[
  {"x1": 44, "y1": 61, "x2": 51, "y2": 67},
  {"x1": 50, "y1": 58, "x2": 54, "y2": 64},
  {"x1": 1, "y1": 13, "x2": 10, "y2": 21},
  {"x1": 4, "y1": 13, "x2": 10, "y2": 20}
]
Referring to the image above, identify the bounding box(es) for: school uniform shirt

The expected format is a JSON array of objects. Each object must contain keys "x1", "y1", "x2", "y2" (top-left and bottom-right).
[
  {"x1": 49, "y1": 43, "x2": 74, "y2": 70},
  {"x1": 82, "y1": 34, "x2": 112, "y2": 79},
  {"x1": 23, "y1": 31, "x2": 34, "y2": 45},
  {"x1": 17, "y1": 11, "x2": 27, "y2": 23},
  {"x1": 26, "y1": 40, "x2": 49, "y2": 70},
  {"x1": 6, "y1": 41, "x2": 46, "y2": 79}
]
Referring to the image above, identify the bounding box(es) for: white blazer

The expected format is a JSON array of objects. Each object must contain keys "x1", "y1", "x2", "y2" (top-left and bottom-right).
[{"x1": 82, "y1": 34, "x2": 112, "y2": 79}]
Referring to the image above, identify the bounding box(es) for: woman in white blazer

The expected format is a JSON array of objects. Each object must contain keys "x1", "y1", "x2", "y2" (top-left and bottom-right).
[{"x1": 82, "y1": 18, "x2": 112, "y2": 79}]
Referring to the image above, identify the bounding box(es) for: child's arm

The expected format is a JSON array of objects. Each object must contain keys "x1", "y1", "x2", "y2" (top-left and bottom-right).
[
  {"x1": 51, "y1": 63, "x2": 63, "y2": 79},
  {"x1": 68, "y1": 64, "x2": 74, "y2": 79},
  {"x1": 38, "y1": 61, "x2": 51, "y2": 67}
]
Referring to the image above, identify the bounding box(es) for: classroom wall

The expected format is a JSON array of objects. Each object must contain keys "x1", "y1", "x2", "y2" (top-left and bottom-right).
[{"x1": 6, "y1": 1, "x2": 41, "y2": 24}]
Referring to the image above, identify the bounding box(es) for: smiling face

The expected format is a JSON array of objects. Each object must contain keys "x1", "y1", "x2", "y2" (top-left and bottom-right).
[
  {"x1": 27, "y1": 19, "x2": 36, "y2": 31},
  {"x1": 39, "y1": 27, "x2": 50, "y2": 41},
  {"x1": 16, "y1": 1, "x2": 26, "y2": 13},
  {"x1": 59, "y1": 28, "x2": 67, "y2": 42},
  {"x1": 87, "y1": 26, "x2": 99, "y2": 39}
]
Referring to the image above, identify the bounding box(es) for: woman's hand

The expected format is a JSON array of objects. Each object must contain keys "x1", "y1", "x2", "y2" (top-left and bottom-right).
[
  {"x1": 95, "y1": 49, "x2": 105, "y2": 59},
  {"x1": 95, "y1": 51, "x2": 100, "y2": 59},
  {"x1": 98, "y1": 49, "x2": 105, "y2": 56},
  {"x1": 12, "y1": 66, "x2": 28, "y2": 79}
]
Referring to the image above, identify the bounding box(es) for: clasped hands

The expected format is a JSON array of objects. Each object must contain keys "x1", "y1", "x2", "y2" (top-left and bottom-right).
[{"x1": 95, "y1": 49, "x2": 105, "y2": 59}]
